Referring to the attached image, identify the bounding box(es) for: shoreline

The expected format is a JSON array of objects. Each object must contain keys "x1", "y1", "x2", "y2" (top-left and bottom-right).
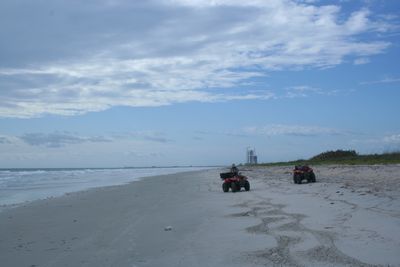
[
  {"x1": 1, "y1": 166, "x2": 399, "y2": 266},
  {"x1": 0, "y1": 165, "x2": 223, "y2": 171},
  {"x1": 0, "y1": 167, "x2": 214, "y2": 210}
]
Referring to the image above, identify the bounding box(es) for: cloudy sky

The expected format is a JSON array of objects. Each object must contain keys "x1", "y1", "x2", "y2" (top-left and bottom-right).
[{"x1": 0, "y1": 0, "x2": 399, "y2": 167}]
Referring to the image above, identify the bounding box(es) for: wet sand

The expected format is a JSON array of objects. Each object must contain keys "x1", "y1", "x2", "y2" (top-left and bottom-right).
[{"x1": 0, "y1": 166, "x2": 399, "y2": 267}]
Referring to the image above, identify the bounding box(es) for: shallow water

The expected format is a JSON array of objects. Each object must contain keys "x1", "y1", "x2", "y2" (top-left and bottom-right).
[{"x1": 0, "y1": 167, "x2": 211, "y2": 207}]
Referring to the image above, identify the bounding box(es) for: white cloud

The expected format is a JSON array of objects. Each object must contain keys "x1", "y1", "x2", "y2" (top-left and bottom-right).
[
  {"x1": 350, "y1": 134, "x2": 400, "y2": 146},
  {"x1": 243, "y1": 124, "x2": 344, "y2": 136},
  {"x1": 19, "y1": 132, "x2": 113, "y2": 148},
  {"x1": 349, "y1": 133, "x2": 400, "y2": 153},
  {"x1": 360, "y1": 76, "x2": 400, "y2": 85},
  {"x1": 0, "y1": 0, "x2": 393, "y2": 118},
  {"x1": 125, "y1": 151, "x2": 165, "y2": 158},
  {"x1": 383, "y1": 134, "x2": 400, "y2": 144},
  {"x1": 284, "y1": 85, "x2": 338, "y2": 98},
  {"x1": 0, "y1": 135, "x2": 13, "y2": 144},
  {"x1": 354, "y1": 57, "x2": 370, "y2": 65},
  {"x1": 113, "y1": 131, "x2": 174, "y2": 143},
  {"x1": 0, "y1": 131, "x2": 175, "y2": 148}
]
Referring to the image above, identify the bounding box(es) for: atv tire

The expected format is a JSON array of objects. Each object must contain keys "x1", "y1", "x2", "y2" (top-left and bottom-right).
[
  {"x1": 294, "y1": 174, "x2": 302, "y2": 184},
  {"x1": 310, "y1": 172, "x2": 316, "y2": 183},
  {"x1": 244, "y1": 180, "x2": 250, "y2": 191},
  {"x1": 222, "y1": 182, "x2": 230, "y2": 192},
  {"x1": 231, "y1": 182, "x2": 238, "y2": 193}
]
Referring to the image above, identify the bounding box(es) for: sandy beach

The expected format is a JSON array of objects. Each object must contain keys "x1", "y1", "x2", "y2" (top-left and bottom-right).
[{"x1": 1, "y1": 166, "x2": 400, "y2": 267}]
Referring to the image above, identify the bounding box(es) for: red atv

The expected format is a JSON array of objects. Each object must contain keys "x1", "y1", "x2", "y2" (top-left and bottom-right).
[
  {"x1": 220, "y1": 172, "x2": 250, "y2": 192},
  {"x1": 293, "y1": 165, "x2": 316, "y2": 184}
]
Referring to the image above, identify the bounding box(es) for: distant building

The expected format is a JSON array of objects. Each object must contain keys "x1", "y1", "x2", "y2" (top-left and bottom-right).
[{"x1": 246, "y1": 148, "x2": 258, "y2": 164}]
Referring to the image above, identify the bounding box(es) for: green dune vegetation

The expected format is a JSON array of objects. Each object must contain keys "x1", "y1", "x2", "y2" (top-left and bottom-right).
[{"x1": 261, "y1": 150, "x2": 400, "y2": 166}]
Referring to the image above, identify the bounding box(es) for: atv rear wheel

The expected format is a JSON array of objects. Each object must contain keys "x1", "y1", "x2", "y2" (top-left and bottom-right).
[
  {"x1": 244, "y1": 180, "x2": 250, "y2": 191},
  {"x1": 231, "y1": 182, "x2": 238, "y2": 193},
  {"x1": 310, "y1": 172, "x2": 316, "y2": 183},
  {"x1": 222, "y1": 182, "x2": 229, "y2": 192},
  {"x1": 294, "y1": 174, "x2": 302, "y2": 184}
]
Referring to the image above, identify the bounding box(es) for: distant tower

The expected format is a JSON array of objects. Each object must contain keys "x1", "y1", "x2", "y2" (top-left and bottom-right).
[{"x1": 246, "y1": 147, "x2": 258, "y2": 165}]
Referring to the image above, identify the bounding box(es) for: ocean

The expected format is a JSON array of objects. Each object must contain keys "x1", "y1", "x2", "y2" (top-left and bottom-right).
[{"x1": 0, "y1": 167, "x2": 211, "y2": 208}]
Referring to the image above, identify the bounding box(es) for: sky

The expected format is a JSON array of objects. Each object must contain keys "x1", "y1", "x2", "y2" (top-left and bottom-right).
[{"x1": 0, "y1": 0, "x2": 399, "y2": 168}]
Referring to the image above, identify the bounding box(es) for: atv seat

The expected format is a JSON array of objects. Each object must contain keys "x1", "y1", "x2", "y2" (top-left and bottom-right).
[{"x1": 220, "y1": 172, "x2": 235, "y2": 179}]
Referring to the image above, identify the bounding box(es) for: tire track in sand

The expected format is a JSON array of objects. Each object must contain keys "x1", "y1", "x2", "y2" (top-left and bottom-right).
[{"x1": 229, "y1": 199, "x2": 384, "y2": 267}]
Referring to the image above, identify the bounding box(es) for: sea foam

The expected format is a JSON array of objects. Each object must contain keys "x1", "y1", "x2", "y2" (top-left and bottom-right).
[{"x1": 0, "y1": 167, "x2": 210, "y2": 208}]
